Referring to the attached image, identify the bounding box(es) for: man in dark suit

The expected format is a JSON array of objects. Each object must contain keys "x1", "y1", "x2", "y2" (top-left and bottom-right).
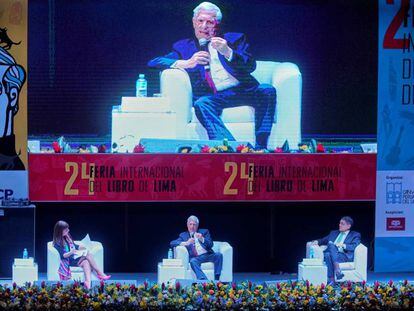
[
  {"x1": 310, "y1": 216, "x2": 361, "y2": 282},
  {"x1": 148, "y1": 2, "x2": 276, "y2": 149},
  {"x1": 170, "y1": 215, "x2": 223, "y2": 280}
]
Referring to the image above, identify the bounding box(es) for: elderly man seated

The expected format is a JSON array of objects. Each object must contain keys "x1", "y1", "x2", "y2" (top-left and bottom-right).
[
  {"x1": 148, "y1": 2, "x2": 276, "y2": 150},
  {"x1": 170, "y1": 215, "x2": 223, "y2": 280}
]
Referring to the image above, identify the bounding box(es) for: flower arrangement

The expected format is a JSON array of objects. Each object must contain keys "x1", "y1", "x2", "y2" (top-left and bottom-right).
[
  {"x1": 199, "y1": 139, "x2": 270, "y2": 154},
  {"x1": 0, "y1": 280, "x2": 412, "y2": 310}
]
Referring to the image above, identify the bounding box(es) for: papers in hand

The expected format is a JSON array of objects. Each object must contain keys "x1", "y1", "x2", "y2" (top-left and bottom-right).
[
  {"x1": 73, "y1": 249, "x2": 88, "y2": 259},
  {"x1": 73, "y1": 234, "x2": 93, "y2": 259}
]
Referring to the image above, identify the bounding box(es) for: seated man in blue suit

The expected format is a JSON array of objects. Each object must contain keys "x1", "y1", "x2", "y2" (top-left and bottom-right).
[
  {"x1": 148, "y1": 2, "x2": 276, "y2": 149},
  {"x1": 310, "y1": 216, "x2": 361, "y2": 282},
  {"x1": 170, "y1": 215, "x2": 223, "y2": 280}
]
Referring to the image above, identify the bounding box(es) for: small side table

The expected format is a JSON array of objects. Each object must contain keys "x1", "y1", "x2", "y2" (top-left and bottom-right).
[
  {"x1": 157, "y1": 262, "x2": 185, "y2": 284},
  {"x1": 298, "y1": 263, "x2": 327, "y2": 285},
  {"x1": 111, "y1": 97, "x2": 178, "y2": 153},
  {"x1": 12, "y1": 258, "x2": 38, "y2": 286}
]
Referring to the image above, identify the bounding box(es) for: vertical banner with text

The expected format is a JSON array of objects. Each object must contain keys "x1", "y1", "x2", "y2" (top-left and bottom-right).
[
  {"x1": 0, "y1": 0, "x2": 28, "y2": 201},
  {"x1": 376, "y1": 0, "x2": 414, "y2": 271}
]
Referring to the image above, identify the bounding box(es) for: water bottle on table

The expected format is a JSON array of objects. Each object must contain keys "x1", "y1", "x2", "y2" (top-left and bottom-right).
[
  {"x1": 23, "y1": 248, "x2": 28, "y2": 259},
  {"x1": 168, "y1": 248, "x2": 173, "y2": 259},
  {"x1": 136, "y1": 74, "x2": 147, "y2": 97}
]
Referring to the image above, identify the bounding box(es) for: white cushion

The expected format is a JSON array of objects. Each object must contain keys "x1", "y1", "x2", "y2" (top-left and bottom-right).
[
  {"x1": 191, "y1": 106, "x2": 255, "y2": 124},
  {"x1": 69, "y1": 267, "x2": 83, "y2": 272},
  {"x1": 339, "y1": 262, "x2": 355, "y2": 270},
  {"x1": 200, "y1": 262, "x2": 214, "y2": 270}
]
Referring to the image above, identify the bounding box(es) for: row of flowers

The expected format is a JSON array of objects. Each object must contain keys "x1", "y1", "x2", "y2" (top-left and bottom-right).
[
  {"x1": 44, "y1": 137, "x2": 330, "y2": 154},
  {"x1": 1, "y1": 280, "x2": 413, "y2": 310}
]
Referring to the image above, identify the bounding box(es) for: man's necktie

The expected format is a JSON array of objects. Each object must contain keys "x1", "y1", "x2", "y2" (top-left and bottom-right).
[
  {"x1": 190, "y1": 243, "x2": 198, "y2": 257},
  {"x1": 205, "y1": 70, "x2": 217, "y2": 94},
  {"x1": 335, "y1": 232, "x2": 345, "y2": 244},
  {"x1": 190, "y1": 233, "x2": 198, "y2": 257}
]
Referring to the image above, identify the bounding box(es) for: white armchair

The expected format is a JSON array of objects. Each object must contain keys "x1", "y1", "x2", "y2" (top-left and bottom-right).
[
  {"x1": 161, "y1": 61, "x2": 302, "y2": 149},
  {"x1": 306, "y1": 242, "x2": 367, "y2": 282},
  {"x1": 174, "y1": 241, "x2": 233, "y2": 282},
  {"x1": 47, "y1": 241, "x2": 104, "y2": 281}
]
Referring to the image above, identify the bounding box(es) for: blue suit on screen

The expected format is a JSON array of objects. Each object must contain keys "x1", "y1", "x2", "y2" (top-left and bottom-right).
[{"x1": 148, "y1": 33, "x2": 276, "y2": 149}]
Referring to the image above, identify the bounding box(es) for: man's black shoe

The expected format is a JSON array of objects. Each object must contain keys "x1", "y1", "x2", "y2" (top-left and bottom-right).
[{"x1": 335, "y1": 272, "x2": 344, "y2": 280}]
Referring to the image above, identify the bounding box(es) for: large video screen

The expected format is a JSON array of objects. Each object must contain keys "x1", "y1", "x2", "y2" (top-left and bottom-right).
[{"x1": 28, "y1": 0, "x2": 377, "y2": 153}]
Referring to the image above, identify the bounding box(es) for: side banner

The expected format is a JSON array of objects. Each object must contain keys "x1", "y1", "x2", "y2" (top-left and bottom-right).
[
  {"x1": 375, "y1": 0, "x2": 414, "y2": 271},
  {"x1": 29, "y1": 154, "x2": 376, "y2": 202},
  {"x1": 0, "y1": 0, "x2": 28, "y2": 200}
]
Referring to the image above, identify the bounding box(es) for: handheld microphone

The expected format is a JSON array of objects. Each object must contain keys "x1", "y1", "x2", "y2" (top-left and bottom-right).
[{"x1": 198, "y1": 38, "x2": 210, "y2": 71}]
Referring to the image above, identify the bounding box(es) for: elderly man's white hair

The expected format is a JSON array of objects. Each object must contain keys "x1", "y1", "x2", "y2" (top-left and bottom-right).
[
  {"x1": 187, "y1": 215, "x2": 200, "y2": 224},
  {"x1": 193, "y1": 2, "x2": 222, "y2": 23}
]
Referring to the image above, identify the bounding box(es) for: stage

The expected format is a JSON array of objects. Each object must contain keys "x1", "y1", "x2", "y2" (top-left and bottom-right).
[{"x1": 2, "y1": 272, "x2": 414, "y2": 287}]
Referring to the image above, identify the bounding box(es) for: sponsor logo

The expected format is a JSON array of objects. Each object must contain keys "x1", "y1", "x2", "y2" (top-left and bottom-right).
[
  {"x1": 386, "y1": 217, "x2": 405, "y2": 231},
  {"x1": 386, "y1": 182, "x2": 402, "y2": 204}
]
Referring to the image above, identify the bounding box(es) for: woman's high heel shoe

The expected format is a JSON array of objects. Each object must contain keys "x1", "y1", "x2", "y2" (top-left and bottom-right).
[{"x1": 97, "y1": 274, "x2": 111, "y2": 281}]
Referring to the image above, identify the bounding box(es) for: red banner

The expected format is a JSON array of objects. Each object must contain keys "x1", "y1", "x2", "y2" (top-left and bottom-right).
[{"x1": 29, "y1": 154, "x2": 376, "y2": 202}]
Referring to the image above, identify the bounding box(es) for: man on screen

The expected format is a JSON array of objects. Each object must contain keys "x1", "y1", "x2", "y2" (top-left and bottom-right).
[
  {"x1": 0, "y1": 46, "x2": 26, "y2": 170},
  {"x1": 170, "y1": 215, "x2": 223, "y2": 280},
  {"x1": 148, "y1": 2, "x2": 276, "y2": 150},
  {"x1": 310, "y1": 216, "x2": 361, "y2": 282}
]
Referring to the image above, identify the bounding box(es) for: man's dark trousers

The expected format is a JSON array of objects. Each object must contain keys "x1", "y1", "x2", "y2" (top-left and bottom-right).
[
  {"x1": 189, "y1": 252, "x2": 223, "y2": 280},
  {"x1": 193, "y1": 83, "x2": 276, "y2": 149},
  {"x1": 324, "y1": 243, "x2": 348, "y2": 278}
]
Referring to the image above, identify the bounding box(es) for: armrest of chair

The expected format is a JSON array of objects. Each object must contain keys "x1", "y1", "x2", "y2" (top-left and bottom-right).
[
  {"x1": 271, "y1": 62, "x2": 302, "y2": 145},
  {"x1": 218, "y1": 242, "x2": 233, "y2": 282},
  {"x1": 306, "y1": 242, "x2": 325, "y2": 260},
  {"x1": 90, "y1": 241, "x2": 104, "y2": 271},
  {"x1": 353, "y1": 244, "x2": 368, "y2": 280},
  {"x1": 47, "y1": 242, "x2": 61, "y2": 281},
  {"x1": 174, "y1": 245, "x2": 189, "y2": 270},
  {"x1": 160, "y1": 69, "x2": 193, "y2": 129}
]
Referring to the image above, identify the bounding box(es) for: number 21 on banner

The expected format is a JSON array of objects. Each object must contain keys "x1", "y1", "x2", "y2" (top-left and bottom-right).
[
  {"x1": 224, "y1": 162, "x2": 255, "y2": 195},
  {"x1": 64, "y1": 162, "x2": 95, "y2": 195},
  {"x1": 383, "y1": 0, "x2": 412, "y2": 49}
]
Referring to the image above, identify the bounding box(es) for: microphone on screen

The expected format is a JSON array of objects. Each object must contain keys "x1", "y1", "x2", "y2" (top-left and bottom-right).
[{"x1": 198, "y1": 38, "x2": 210, "y2": 71}]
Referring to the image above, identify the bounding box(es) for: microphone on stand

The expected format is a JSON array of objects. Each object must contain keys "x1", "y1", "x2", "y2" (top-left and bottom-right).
[{"x1": 198, "y1": 38, "x2": 210, "y2": 71}]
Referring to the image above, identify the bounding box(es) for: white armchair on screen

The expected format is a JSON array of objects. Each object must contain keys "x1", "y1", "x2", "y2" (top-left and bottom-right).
[
  {"x1": 305, "y1": 242, "x2": 367, "y2": 282},
  {"x1": 47, "y1": 241, "x2": 104, "y2": 281},
  {"x1": 160, "y1": 61, "x2": 302, "y2": 149},
  {"x1": 174, "y1": 241, "x2": 233, "y2": 282}
]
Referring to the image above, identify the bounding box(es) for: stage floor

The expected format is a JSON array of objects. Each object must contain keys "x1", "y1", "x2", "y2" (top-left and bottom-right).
[{"x1": 1, "y1": 271, "x2": 414, "y2": 287}]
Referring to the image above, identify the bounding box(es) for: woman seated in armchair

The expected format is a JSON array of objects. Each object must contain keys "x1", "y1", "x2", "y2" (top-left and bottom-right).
[{"x1": 53, "y1": 220, "x2": 110, "y2": 289}]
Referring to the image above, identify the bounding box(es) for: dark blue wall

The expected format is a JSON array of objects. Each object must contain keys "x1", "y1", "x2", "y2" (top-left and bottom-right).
[{"x1": 28, "y1": 0, "x2": 378, "y2": 137}]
